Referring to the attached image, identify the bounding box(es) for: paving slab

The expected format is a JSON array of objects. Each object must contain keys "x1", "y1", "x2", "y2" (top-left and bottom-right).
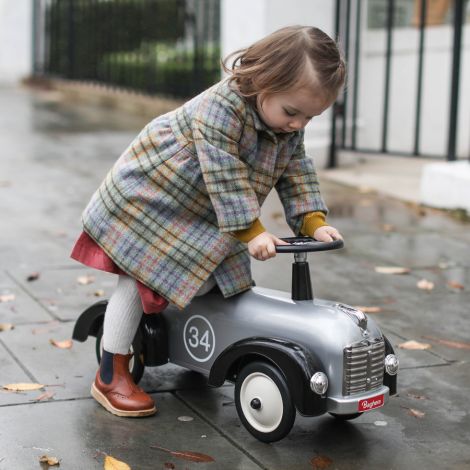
[
  {"x1": 386, "y1": 361, "x2": 470, "y2": 469},
  {"x1": 375, "y1": 291, "x2": 470, "y2": 359},
  {"x1": 8, "y1": 267, "x2": 117, "y2": 321},
  {"x1": 0, "y1": 270, "x2": 52, "y2": 324},
  {"x1": 0, "y1": 321, "x2": 96, "y2": 403},
  {"x1": 378, "y1": 328, "x2": 449, "y2": 369},
  {"x1": 346, "y1": 231, "x2": 470, "y2": 269},
  {"x1": 1, "y1": 85, "x2": 469, "y2": 470},
  {"x1": 318, "y1": 178, "x2": 470, "y2": 245},
  {"x1": 0, "y1": 340, "x2": 36, "y2": 407},
  {"x1": 0, "y1": 393, "x2": 261, "y2": 470},
  {"x1": 176, "y1": 384, "x2": 436, "y2": 470},
  {"x1": 177, "y1": 362, "x2": 470, "y2": 470},
  {"x1": 0, "y1": 321, "x2": 219, "y2": 404}
]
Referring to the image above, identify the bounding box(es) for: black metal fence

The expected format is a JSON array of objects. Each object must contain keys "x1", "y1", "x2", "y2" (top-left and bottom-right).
[
  {"x1": 330, "y1": 0, "x2": 469, "y2": 166},
  {"x1": 32, "y1": 0, "x2": 221, "y2": 98}
]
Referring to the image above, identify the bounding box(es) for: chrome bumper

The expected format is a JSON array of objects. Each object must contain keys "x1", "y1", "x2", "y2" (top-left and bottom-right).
[{"x1": 327, "y1": 386, "x2": 390, "y2": 414}]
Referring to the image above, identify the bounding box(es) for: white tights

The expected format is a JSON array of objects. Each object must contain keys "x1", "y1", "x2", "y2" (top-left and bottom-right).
[
  {"x1": 102, "y1": 274, "x2": 216, "y2": 354},
  {"x1": 102, "y1": 275, "x2": 143, "y2": 354}
]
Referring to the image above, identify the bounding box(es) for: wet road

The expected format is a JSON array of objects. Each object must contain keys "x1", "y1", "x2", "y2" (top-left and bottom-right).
[{"x1": 0, "y1": 85, "x2": 469, "y2": 470}]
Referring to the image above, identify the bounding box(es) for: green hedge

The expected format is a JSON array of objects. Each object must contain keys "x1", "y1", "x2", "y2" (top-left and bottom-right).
[
  {"x1": 98, "y1": 43, "x2": 221, "y2": 96},
  {"x1": 45, "y1": 0, "x2": 220, "y2": 98}
]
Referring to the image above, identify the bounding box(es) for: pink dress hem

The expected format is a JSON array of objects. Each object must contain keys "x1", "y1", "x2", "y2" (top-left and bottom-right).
[{"x1": 70, "y1": 232, "x2": 168, "y2": 314}]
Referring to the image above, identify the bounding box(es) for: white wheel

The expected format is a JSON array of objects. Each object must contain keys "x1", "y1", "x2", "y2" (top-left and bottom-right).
[
  {"x1": 235, "y1": 361, "x2": 296, "y2": 442},
  {"x1": 240, "y1": 372, "x2": 284, "y2": 433}
]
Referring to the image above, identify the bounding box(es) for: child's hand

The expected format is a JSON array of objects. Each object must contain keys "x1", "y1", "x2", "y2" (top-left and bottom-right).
[
  {"x1": 313, "y1": 225, "x2": 343, "y2": 242},
  {"x1": 248, "y1": 232, "x2": 290, "y2": 261}
]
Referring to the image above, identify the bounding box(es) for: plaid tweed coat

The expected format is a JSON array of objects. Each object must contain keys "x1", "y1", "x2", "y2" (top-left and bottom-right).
[{"x1": 81, "y1": 79, "x2": 327, "y2": 309}]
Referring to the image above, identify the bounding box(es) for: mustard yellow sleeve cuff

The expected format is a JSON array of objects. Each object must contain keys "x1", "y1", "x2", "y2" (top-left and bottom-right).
[
  {"x1": 300, "y1": 211, "x2": 329, "y2": 237},
  {"x1": 232, "y1": 218, "x2": 266, "y2": 243}
]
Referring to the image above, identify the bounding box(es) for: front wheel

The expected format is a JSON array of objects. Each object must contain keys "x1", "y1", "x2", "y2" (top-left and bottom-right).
[
  {"x1": 95, "y1": 325, "x2": 145, "y2": 384},
  {"x1": 329, "y1": 412, "x2": 362, "y2": 420},
  {"x1": 235, "y1": 361, "x2": 296, "y2": 443}
]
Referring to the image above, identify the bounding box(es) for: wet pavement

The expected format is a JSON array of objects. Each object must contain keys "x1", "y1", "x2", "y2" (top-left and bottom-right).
[{"x1": 1, "y1": 85, "x2": 469, "y2": 470}]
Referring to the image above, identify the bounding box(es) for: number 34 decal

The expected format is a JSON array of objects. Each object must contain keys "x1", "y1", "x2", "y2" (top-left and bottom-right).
[{"x1": 183, "y1": 315, "x2": 216, "y2": 362}]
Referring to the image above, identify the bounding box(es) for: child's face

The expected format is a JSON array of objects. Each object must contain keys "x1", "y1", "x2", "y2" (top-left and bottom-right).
[{"x1": 256, "y1": 88, "x2": 333, "y2": 133}]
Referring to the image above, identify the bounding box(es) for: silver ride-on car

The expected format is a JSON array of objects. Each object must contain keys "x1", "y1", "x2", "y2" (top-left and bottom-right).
[{"x1": 73, "y1": 237, "x2": 399, "y2": 443}]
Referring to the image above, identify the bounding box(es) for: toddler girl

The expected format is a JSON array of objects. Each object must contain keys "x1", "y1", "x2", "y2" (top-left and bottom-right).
[{"x1": 71, "y1": 25, "x2": 345, "y2": 417}]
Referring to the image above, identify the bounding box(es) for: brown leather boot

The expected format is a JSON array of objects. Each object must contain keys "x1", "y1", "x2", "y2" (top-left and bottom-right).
[{"x1": 91, "y1": 353, "x2": 156, "y2": 417}]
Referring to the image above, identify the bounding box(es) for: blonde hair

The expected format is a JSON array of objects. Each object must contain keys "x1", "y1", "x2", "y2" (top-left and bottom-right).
[{"x1": 223, "y1": 25, "x2": 346, "y2": 101}]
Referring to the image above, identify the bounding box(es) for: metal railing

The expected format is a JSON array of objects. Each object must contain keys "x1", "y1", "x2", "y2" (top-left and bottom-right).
[
  {"x1": 330, "y1": 0, "x2": 469, "y2": 166},
  {"x1": 32, "y1": 0, "x2": 221, "y2": 99}
]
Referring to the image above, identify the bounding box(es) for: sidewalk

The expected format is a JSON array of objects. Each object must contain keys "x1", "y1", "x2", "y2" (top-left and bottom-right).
[
  {"x1": 319, "y1": 151, "x2": 433, "y2": 205},
  {"x1": 1, "y1": 85, "x2": 469, "y2": 470}
]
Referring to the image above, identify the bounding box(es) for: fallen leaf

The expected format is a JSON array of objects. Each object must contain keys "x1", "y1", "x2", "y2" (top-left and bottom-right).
[
  {"x1": 26, "y1": 272, "x2": 40, "y2": 282},
  {"x1": 417, "y1": 279, "x2": 435, "y2": 291},
  {"x1": 104, "y1": 455, "x2": 131, "y2": 470},
  {"x1": 0, "y1": 323, "x2": 14, "y2": 332},
  {"x1": 381, "y1": 224, "x2": 395, "y2": 232},
  {"x1": 151, "y1": 445, "x2": 215, "y2": 463},
  {"x1": 271, "y1": 211, "x2": 284, "y2": 221},
  {"x1": 164, "y1": 464, "x2": 175, "y2": 470},
  {"x1": 354, "y1": 306, "x2": 383, "y2": 313},
  {"x1": 3, "y1": 383, "x2": 44, "y2": 391},
  {"x1": 311, "y1": 455, "x2": 333, "y2": 469},
  {"x1": 0, "y1": 294, "x2": 15, "y2": 303},
  {"x1": 39, "y1": 454, "x2": 60, "y2": 466},
  {"x1": 34, "y1": 391, "x2": 55, "y2": 402},
  {"x1": 77, "y1": 275, "x2": 95, "y2": 285},
  {"x1": 358, "y1": 186, "x2": 374, "y2": 194},
  {"x1": 49, "y1": 339, "x2": 73, "y2": 349},
  {"x1": 374, "y1": 266, "x2": 411, "y2": 275},
  {"x1": 93, "y1": 289, "x2": 105, "y2": 297},
  {"x1": 404, "y1": 407, "x2": 425, "y2": 418},
  {"x1": 0, "y1": 180, "x2": 12, "y2": 187},
  {"x1": 398, "y1": 340, "x2": 431, "y2": 350},
  {"x1": 447, "y1": 281, "x2": 464, "y2": 291},
  {"x1": 422, "y1": 336, "x2": 470, "y2": 350}
]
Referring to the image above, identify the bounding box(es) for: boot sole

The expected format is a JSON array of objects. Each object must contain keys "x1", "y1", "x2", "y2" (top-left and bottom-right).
[{"x1": 91, "y1": 383, "x2": 157, "y2": 417}]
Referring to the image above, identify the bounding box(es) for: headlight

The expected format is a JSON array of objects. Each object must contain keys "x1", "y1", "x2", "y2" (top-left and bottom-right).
[
  {"x1": 385, "y1": 354, "x2": 399, "y2": 375},
  {"x1": 310, "y1": 372, "x2": 328, "y2": 395}
]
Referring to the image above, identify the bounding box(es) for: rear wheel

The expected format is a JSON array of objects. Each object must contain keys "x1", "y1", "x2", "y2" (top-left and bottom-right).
[
  {"x1": 95, "y1": 325, "x2": 145, "y2": 384},
  {"x1": 235, "y1": 361, "x2": 296, "y2": 443}
]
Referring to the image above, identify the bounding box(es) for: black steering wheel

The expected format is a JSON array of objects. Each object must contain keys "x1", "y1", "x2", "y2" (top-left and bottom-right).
[{"x1": 275, "y1": 237, "x2": 344, "y2": 253}]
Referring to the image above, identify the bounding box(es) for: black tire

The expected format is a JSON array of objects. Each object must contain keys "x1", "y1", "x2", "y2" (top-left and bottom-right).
[
  {"x1": 235, "y1": 361, "x2": 296, "y2": 443},
  {"x1": 95, "y1": 325, "x2": 145, "y2": 384},
  {"x1": 328, "y1": 412, "x2": 363, "y2": 420}
]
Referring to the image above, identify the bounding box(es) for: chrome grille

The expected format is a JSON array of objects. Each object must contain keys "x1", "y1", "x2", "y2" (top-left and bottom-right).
[{"x1": 343, "y1": 338, "x2": 385, "y2": 396}]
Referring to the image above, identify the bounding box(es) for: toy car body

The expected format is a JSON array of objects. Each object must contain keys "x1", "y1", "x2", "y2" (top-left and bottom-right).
[{"x1": 73, "y1": 238, "x2": 398, "y2": 442}]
